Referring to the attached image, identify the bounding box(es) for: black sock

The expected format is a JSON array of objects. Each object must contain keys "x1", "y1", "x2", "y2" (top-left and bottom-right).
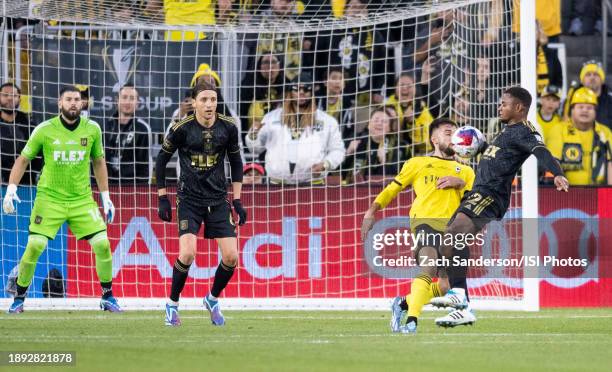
[
  {"x1": 448, "y1": 247, "x2": 470, "y2": 302},
  {"x1": 210, "y1": 261, "x2": 235, "y2": 298},
  {"x1": 101, "y1": 281, "x2": 113, "y2": 300},
  {"x1": 170, "y1": 259, "x2": 191, "y2": 302},
  {"x1": 15, "y1": 283, "x2": 28, "y2": 300},
  {"x1": 399, "y1": 296, "x2": 408, "y2": 311},
  {"x1": 406, "y1": 316, "x2": 418, "y2": 325}
]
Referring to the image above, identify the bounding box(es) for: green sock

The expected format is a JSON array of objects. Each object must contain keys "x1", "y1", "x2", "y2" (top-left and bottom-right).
[
  {"x1": 16, "y1": 235, "x2": 48, "y2": 288},
  {"x1": 89, "y1": 232, "x2": 112, "y2": 283}
]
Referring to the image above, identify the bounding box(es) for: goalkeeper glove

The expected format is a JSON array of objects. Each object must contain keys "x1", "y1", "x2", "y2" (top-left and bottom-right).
[
  {"x1": 232, "y1": 199, "x2": 247, "y2": 225},
  {"x1": 101, "y1": 191, "x2": 115, "y2": 224},
  {"x1": 2, "y1": 184, "x2": 21, "y2": 214},
  {"x1": 158, "y1": 195, "x2": 172, "y2": 222}
]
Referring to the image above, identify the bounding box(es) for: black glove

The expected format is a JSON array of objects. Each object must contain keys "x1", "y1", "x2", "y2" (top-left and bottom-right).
[
  {"x1": 158, "y1": 195, "x2": 172, "y2": 222},
  {"x1": 232, "y1": 199, "x2": 247, "y2": 225}
]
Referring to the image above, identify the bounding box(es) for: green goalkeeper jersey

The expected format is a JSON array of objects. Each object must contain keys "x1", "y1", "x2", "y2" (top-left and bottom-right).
[{"x1": 21, "y1": 115, "x2": 105, "y2": 201}]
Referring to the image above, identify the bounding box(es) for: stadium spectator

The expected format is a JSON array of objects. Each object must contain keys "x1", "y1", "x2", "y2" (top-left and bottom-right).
[
  {"x1": 547, "y1": 87, "x2": 612, "y2": 185},
  {"x1": 104, "y1": 84, "x2": 152, "y2": 184},
  {"x1": 513, "y1": 0, "x2": 562, "y2": 41},
  {"x1": 245, "y1": 72, "x2": 345, "y2": 185},
  {"x1": 386, "y1": 72, "x2": 434, "y2": 155},
  {"x1": 343, "y1": 107, "x2": 406, "y2": 183},
  {"x1": 251, "y1": 0, "x2": 306, "y2": 82},
  {"x1": 537, "y1": 85, "x2": 563, "y2": 143},
  {"x1": 0, "y1": 82, "x2": 39, "y2": 184},
  {"x1": 317, "y1": 67, "x2": 357, "y2": 147},
  {"x1": 243, "y1": 163, "x2": 265, "y2": 185},
  {"x1": 145, "y1": 0, "x2": 215, "y2": 41},
  {"x1": 240, "y1": 54, "x2": 287, "y2": 136},
  {"x1": 449, "y1": 88, "x2": 471, "y2": 126},
  {"x1": 469, "y1": 57, "x2": 498, "y2": 129},
  {"x1": 316, "y1": 0, "x2": 387, "y2": 112},
  {"x1": 535, "y1": 21, "x2": 563, "y2": 96},
  {"x1": 170, "y1": 88, "x2": 194, "y2": 123},
  {"x1": 75, "y1": 85, "x2": 90, "y2": 118},
  {"x1": 579, "y1": 61, "x2": 612, "y2": 129}
]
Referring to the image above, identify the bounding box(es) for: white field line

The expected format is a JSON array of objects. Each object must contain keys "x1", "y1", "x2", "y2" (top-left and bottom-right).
[{"x1": 2, "y1": 314, "x2": 612, "y2": 321}]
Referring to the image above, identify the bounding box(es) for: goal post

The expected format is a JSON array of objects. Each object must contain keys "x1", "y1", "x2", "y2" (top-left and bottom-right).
[{"x1": 0, "y1": 0, "x2": 540, "y2": 311}]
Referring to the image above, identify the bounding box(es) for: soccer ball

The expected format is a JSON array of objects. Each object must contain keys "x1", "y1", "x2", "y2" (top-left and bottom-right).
[{"x1": 451, "y1": 126, "x2": 485, "y2": 158}]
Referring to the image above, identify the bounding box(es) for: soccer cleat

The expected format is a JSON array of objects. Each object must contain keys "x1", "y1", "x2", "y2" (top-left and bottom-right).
[
  {"x1": 100, "y1": 296, "x2": 123, "y2": 313},
  {"x1": 435, "y1": 308, "x2": 476, "y2": 328},
  {"x1": 7, "y1": 298, "x2": 24, "y2": 314},
  {"x1": 429, "y1": 288, "x2": 468, "y2": 310},
  {"x1": 399, "y1": 320, "x2": 417, "y2": 334},
  {"x1": 390, "y1": 296, "x2": 406, "y2": 333},
  {"x1": 204, "y1": 295, "x2": 225, "y2": 326},
  {"x1": 165, "y1": 303, "x2": 181, "y2": 326}
]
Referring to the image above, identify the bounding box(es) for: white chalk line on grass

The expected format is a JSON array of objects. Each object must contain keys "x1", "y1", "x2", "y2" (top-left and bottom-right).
[{"x1": 2, "y1": 314, "x2": 612, "y2": 321}]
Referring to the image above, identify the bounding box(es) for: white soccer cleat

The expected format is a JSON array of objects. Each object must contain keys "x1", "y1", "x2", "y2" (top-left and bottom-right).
[
  {"x1": 429, "y1": 287, "x2": 468, "y2": 310},
  {"x1": 435, "y1": 308, "x2": 476, "y2": 328}
]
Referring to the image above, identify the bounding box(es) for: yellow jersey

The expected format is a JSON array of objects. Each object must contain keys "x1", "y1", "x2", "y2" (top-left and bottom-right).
[
  {"x1": 374, "y1": 156, "x2": 475, "y2": 231},
  {"x1": 546, "y1": 121, "x2": 612, "y2": 185},
  {"x1": 513, "y1": 0, "x2": 562, "y2": 37},
  {"x1": 164, "y1": 0, "x2": 215, "y2": 41},
  {"x1": 536, "y1": 110, "x2": 563, "y2": 144}
]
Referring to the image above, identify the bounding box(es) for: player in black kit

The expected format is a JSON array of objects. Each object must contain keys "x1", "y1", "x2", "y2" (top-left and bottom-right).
[
  {"x1": 155, "y1": 80, "x2": 247, "y2": 327},
  {"x1": 430, "y1": 87, "x2": 570, "y2": 327}
]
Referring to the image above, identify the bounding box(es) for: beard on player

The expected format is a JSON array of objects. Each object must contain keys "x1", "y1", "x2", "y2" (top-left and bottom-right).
[
  {"x1": 440, "y1": 141, "x2": 456, "y2": 157},
  {"x1": 60, "y1": 104, "x2": 81, "y2": 121}
]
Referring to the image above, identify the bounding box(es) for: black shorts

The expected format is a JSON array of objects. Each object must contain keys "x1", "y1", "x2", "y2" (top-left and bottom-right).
[
  {"x1": 412, "y1": 224, "x2": 444, "y2": 259},
  {"x1": 450, "y1": 189, "x2": 504, "y2": 231},
  {"x1": 177, "y1": 199, "x2": 236, "y2": 239}
]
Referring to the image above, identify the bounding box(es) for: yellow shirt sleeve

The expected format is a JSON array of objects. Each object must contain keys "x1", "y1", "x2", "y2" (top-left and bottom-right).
[{"x1": 373, "y1": 158, "x2": 417, "y2": 209}]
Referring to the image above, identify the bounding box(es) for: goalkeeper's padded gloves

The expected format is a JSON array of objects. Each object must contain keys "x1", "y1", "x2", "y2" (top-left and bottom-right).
[
  {"x1": 2, "y1": 184, "x2": 21, "y2": 214},
  {"x1": 101, "y1": 191, "x2": 115, "y2": 224},
  {"x1": 158, "y1": 195, "x2": 172, "y2": 222},
  {"x1": 232, "y1": 199, "x2": 247, "y2": 225}
]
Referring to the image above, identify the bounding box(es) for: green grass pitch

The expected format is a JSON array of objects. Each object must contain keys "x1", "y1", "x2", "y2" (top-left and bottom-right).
[{"x1": 1, "y1": 309, "x2": 611, "y2": 372}]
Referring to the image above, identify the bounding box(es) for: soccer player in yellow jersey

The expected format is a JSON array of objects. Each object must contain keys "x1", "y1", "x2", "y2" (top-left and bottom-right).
[{"x1": 361, "y1": 118, "x2": 475, "y2": 334}]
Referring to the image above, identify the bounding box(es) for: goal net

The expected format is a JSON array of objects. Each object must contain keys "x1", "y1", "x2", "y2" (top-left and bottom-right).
[{"x1": 0, "y1": 0, "x2": 538, "y2": 310}]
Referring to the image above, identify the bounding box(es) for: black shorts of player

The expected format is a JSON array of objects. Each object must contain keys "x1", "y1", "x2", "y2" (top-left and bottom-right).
[
  {"x1": 450, "y1": 189, "x2": 504, "y2": 231},
  {"x1": 177, "y1": 199, "x2": 236, "y2": 239},
  {"x1": 412, "y1": 224, "x2": 444, "y2": 260}
]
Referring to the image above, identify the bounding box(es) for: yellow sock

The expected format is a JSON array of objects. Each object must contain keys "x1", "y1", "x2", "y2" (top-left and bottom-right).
[
  {"x1": 405, "y1": 282, "x2": 441, "y2": 307},
  {"x1": 407, "y1": 274, "x2": 432, "y2": 318}
]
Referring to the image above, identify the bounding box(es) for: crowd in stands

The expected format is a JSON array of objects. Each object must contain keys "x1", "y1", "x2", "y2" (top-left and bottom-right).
[{"x1": 1, "y1": 0, "x2": 611, "y2": 188}]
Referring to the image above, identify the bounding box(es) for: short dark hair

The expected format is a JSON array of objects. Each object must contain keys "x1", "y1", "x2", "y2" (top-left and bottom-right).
[
  {"x1": 327, "y1": 66, "x2": 345, "y2": 78},
  {"x1": 429, "y1": 117, "x2": 458, "y2": 147},
  {"x1": 59, "y1": 85, "x2": 81, "y2": 98},
  {"x1": 504, "y1": 86, "x2": 532, "y2": 112},
  {"x1": 0, "y1": 82, "x2": 21, "y2": 95},
  {"x1": 119, "y1": 83, "x2": 137, "y2": 94},
  {"x1": 191, "y1": 80, "x2": 217, "y2": 99}
]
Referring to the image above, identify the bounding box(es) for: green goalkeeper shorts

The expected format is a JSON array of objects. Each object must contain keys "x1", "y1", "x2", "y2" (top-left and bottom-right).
[{"x1": 29, "y1": 197, "x2": 107, "y2": 240}]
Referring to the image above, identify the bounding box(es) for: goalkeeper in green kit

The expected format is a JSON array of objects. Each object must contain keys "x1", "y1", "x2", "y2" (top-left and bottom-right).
[{"x1": 2, "y1": 86, "x2": 122, "y2": 313}]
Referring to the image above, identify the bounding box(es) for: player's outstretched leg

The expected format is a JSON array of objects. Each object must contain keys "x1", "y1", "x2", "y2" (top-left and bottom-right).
[
  {"x1": 391, "y1": 276, "x2": 448, "y2": 333},
  {"x1": 88, "y1": 232, "x2": 122, "y2": 313},
  {"x1": 204, "y1": 237, "x2": 238, "y2": 326},
  {"x1": 398, "y1": 245, "x2": 441, "y2": 334},
  {"x1": 7, "y1": 234, "x2": 48, "y2": 314},
  {"x1": 165, "y1": 234, "x2": 197, "y2": 326}
]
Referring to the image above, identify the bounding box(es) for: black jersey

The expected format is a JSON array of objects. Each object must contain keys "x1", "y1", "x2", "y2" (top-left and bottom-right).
[
  {"x1": 161, "y1": 113, "x2": 241, "y2": 206},
  {"x1": 473, "y1": 120, "x2": 545, "y2": 212}
]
